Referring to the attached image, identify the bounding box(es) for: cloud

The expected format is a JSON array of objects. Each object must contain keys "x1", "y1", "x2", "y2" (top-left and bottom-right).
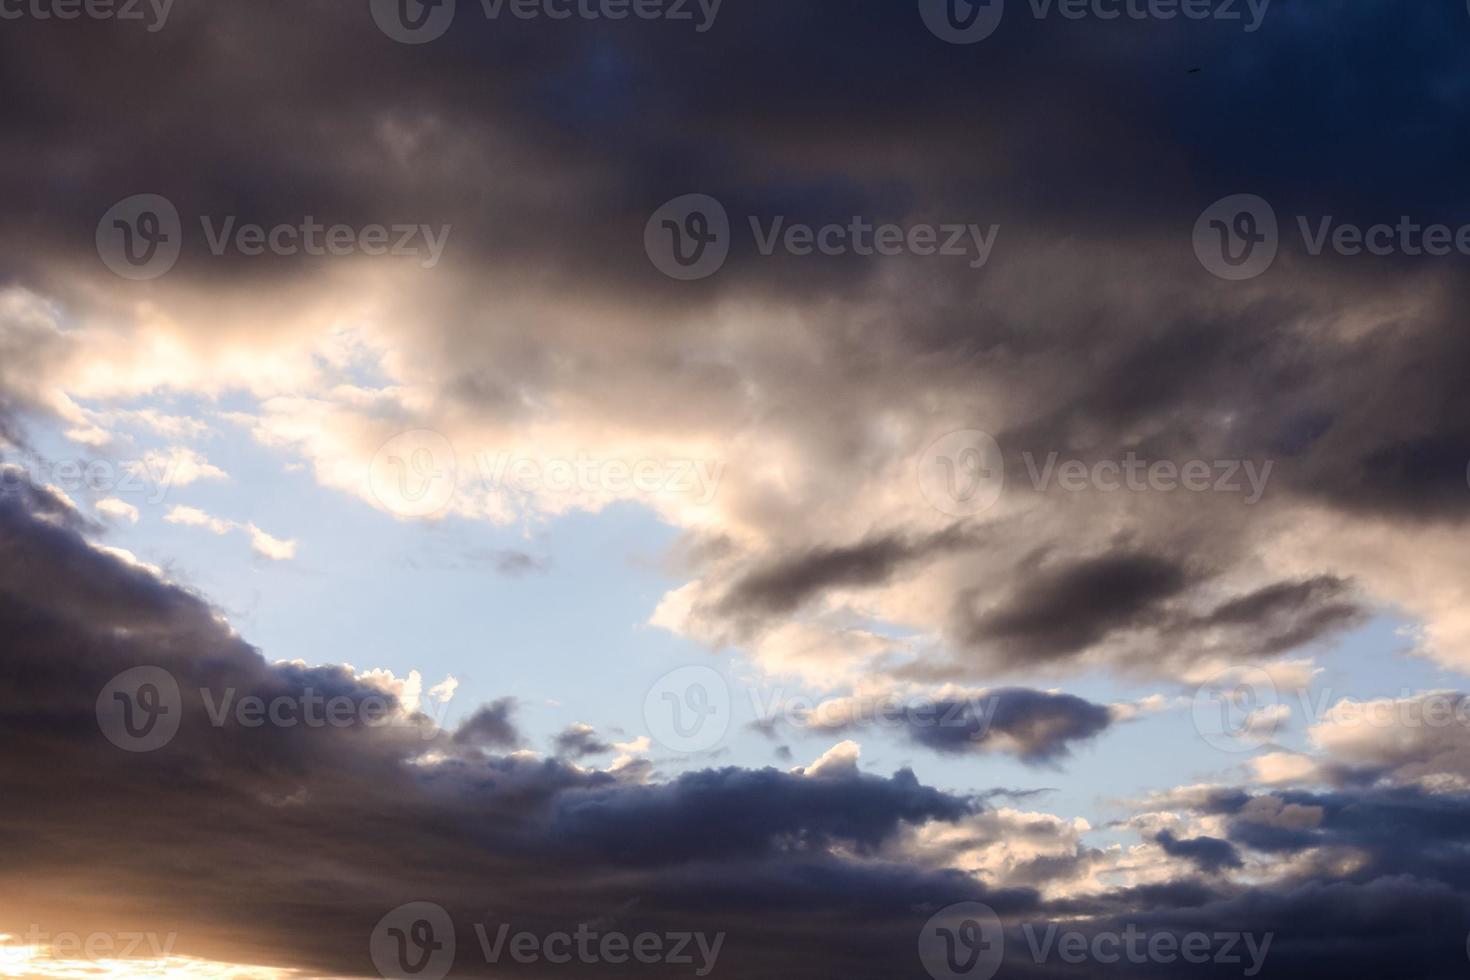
[
  {"x1": 245, "y1": 524, "x2": 297, "y2": 561},
  {"x1": 451, "y1": 697, "x2": 521, "y2": 750},
  {"x1": 553, "y1": 723, "x2": 613, "y2": 760},
  {"x1": 1153, "y1": 829, "x2": 1243, "y2": 874},
  {"x1": 799, "y1": 687, "x2": 1117, "y2": 765},
  {"x1": 164, "y1": 505, "x2": 297, "y2": 561},
  {"x1": 164, "y1": 505, "x2": 233, "y2": 535},
  {"x1": 134, "y1": 447, "x2": 228, "y2": 488},
  {"x1": 3, "y1": 1, "x2": 1470, "y2": 972},
  {"x1": 95, "y1": 497, "x2": 140, "y2": 524}
]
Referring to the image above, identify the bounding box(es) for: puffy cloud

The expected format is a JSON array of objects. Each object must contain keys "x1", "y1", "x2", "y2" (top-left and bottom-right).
[
  {"x1": 95, "y1": 496, "x2": 140, "y2": 524},
  {"x1": 796, "y1": 687, "x2": 1117, "y2": 764},
  {"x1": 164, "y1": 506, "x2": 297, "y2": 561}
]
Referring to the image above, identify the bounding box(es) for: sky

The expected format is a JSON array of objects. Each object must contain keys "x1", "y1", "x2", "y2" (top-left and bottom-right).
[{"x1": 4, "y1": 1, "x2": 1470, "y2": 977}]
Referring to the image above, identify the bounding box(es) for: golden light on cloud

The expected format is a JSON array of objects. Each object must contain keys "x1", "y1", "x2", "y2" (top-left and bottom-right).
[{"x1": 0, "y1": 934, "x2": 330, "y2": 979}]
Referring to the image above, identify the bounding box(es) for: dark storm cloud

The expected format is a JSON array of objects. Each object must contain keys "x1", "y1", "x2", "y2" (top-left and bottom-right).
[
  {"x1": 4, "y1": 444, "x2": 1450, "y2": 976},
  {"x1": 0, "y1": 464, "x2": 1030, "y2": 976},
  {"x1": 552, "y1": 723, "x2": 612, "y2": 758},
  {"x1": 941, "y1": 689, "x2": 1115, "y2": 763},
  {"x1": 1190, "y1": 575, "x2": 1367, "y2": 657},
  {"x1": 548, "y1": 764, "x2": 973, "y2": 866},
  {"x1": 956, "y1": 551, "x2": 1193, "y2": 665},
  {"x1": 453, "y1": 697, "x2": 521, "y2": 749},
  {"x1": 804, "y1": 688, "x2": 1115, "y2": 764},
  {"x1": 0, "y1": 0, "x2": 1461, "y2": 688},
  {"x1": 3, "y1": 0, "x2": 1470, "y2": 973},
  {"x1": 715, "y1": 526, "x2": 979, "y2": 619},
  {"x1": 1212, "y1": 786, "x2": 1470, "y2": 889},
  {"x1": 1154, "y1": 830, "x2": 1243, "y2": 874},
  {"x1": 938, "y1": 547, "x2": 1364, "y2": 672}
]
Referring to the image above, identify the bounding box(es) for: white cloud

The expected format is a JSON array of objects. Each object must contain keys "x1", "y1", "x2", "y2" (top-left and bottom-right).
[
  {"x1": 137, "y1": 447, "x2": 228, "y2": 487},
  {"x1": 800, "y1": 740, "x2": 862, "y2": 779},
  {"x1": 246, "y1": 524, "x2": 297, "y2": 561},
  {"x1": 164, "y1": 505, "x2": 234, "y2": 535},
  {"x1": 95, "y1": 497, "x2": 140, "y2": 524},
  {"x1": 165, "y1": 506, "x2": 297, "y2": 561}
]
